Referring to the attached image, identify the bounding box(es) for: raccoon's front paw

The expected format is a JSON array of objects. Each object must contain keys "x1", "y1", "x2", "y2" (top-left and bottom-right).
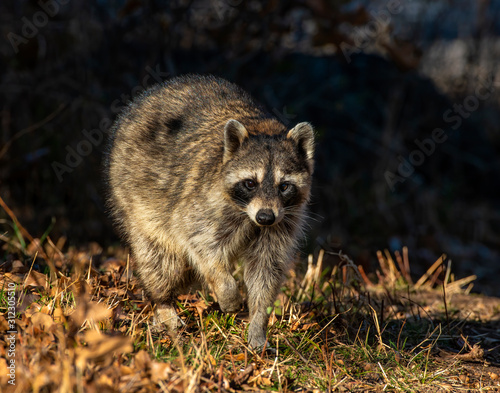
[
  {"x1": 218, "y1": 292, "x2": 243, "y2": 313},
  {"x1": 216, "y1": 283, "x2": 243, "y2": 313},
  {"x1": 248, "y1": 324, "x2": 268, "y2": 350}
]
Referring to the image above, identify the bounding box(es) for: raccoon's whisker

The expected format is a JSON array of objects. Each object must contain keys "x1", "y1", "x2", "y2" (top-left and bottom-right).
[
  {"x1": 283, "y1": 219, "x2": 308, "y2": 243},
  {"x1": 283, "y1": 214, "x2": 312, "y2": 234},
  {"x1": 235, "y1": 211, "x2": 248, "y2": 218},
  {"x1": 282, "y1": 215, "x2": 308, "y2": 231},
  {"x1": 284, "y1": 208, "x2": 320, "y2": 224},
  {"x1": 301, "y1": 214, "x2": 320, "y2": 223},
  {"x1": 283, "y1": 211, "x2": 309, "y2": 221},
  {"x1": 302, "y1": 213, "x2": 323, "y2": 222}
]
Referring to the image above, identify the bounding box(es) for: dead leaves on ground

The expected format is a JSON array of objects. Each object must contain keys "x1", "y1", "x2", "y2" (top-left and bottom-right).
[
  {"x1": 0, "y1": 249, "x2": 260, "y2": 393},
  {"x1": 0, "y1": 254, "x2": 140, "y2": 392},
  {"x1": 1, "y1": 243, "x2": 500, "y2": 392}
]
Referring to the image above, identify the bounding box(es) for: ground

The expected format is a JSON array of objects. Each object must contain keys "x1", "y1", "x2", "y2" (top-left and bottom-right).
[{"x1": 1, "y1": 222, "x2": 500, "y2": 392}]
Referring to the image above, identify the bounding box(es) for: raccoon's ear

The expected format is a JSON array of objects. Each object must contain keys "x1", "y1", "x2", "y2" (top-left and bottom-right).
[
  {"x1": 223, "y1": 119, "x2": 249, "y2": 163},
  {"x1": 287, "y1": 122, "x2": 315, "y2": 168}
]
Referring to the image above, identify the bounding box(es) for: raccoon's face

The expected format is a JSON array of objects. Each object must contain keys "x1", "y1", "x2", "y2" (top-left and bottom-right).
[{"x1": 223, "y1": 119, "x2": 314, "y2": 227}]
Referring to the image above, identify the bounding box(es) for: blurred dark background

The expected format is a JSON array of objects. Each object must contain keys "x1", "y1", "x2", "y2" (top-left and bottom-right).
[{"x1": 1, "y1": 1, "x2": 499, "y2": 294}]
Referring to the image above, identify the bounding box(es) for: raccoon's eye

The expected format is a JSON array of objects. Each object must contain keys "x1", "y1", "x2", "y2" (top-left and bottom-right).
[
  {"x1": 279, "y1": 182, "x2": 290, "y2": 192},
  {"x1": 244, "y1": 179, "x2": 257, "y2": 190}
]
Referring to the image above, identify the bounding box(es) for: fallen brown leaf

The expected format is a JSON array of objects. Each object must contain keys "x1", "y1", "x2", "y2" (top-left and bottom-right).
[
  {"x1": 134, "y1": 349, "x2": 151, "y2": 370},
  {"x1": 30, "y1": 312, "x2": 55, "y2": 331},
  {"x1": 24, "y1": 269, "x2": 49, "y2": 289},
  {"x1": 150, "y1": 361, "x2": 176, "y2": 383},
  {"x1": 0, "y1": 358, "x2": 9, "y2": 386},
  {"x1": 70, "y1": 298, "x2": 113, "y2": 327},
  {"x1": 76, "y1": 330, "x2": 133, "y2": 369}
]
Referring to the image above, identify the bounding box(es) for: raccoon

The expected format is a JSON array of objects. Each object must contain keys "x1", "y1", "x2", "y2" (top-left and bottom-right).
[{"x1": 106, "y1": 75, "x2": 314, "y2": 349}]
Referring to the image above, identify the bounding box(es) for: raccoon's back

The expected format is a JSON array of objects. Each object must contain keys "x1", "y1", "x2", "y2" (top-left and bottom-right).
[
  {"x1": 106, "y1": 75, "x2": 272, "y2": 229},
  {"x1": 110, "y1": 75, "x2": 266, "y2": 161}
]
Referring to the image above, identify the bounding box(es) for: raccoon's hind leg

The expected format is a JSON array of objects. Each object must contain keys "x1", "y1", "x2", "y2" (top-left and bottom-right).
[
  {"x1": 193, "y1": 254, "x2": 242, "y2": 313},
  {"x1": 131, "y1": 240, "x2": 193, "y2": 334},
  {"x1": 153, "y1": 303, "x2": 183, "y2": 333}
]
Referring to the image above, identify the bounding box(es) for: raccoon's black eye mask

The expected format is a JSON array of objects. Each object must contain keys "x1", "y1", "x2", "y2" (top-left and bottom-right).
[
  {"x1": 279, "y1": 183, "x2": 299, "y2": 206},
  {"x1": 230, "y1": 180, "x2": 257, "y2": 207}
]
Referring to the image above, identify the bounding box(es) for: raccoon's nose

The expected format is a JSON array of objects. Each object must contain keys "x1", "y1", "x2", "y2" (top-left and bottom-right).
[{"x1": 256, "y1": 209, "x2": 275, "y2": 226}]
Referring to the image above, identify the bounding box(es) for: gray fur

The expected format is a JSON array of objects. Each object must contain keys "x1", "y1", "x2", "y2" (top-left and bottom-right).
[{"x1": 106, "y1": 75, "x2": 314, "y2": 349}]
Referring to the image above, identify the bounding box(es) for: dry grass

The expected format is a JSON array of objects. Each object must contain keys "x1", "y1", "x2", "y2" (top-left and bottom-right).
[{"x1": 1, "y1": 202, "x2": 500, "y2": 392}]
